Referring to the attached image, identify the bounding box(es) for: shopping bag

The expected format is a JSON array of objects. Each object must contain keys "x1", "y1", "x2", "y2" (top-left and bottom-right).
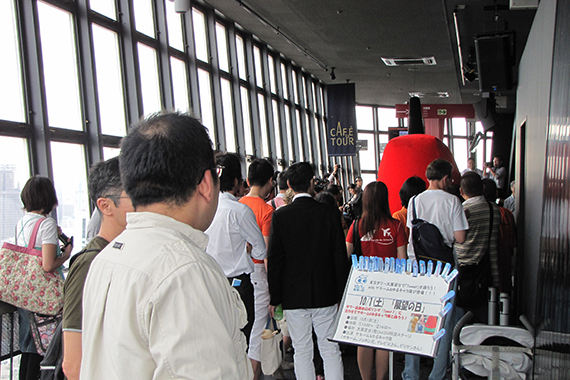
[{"x1": 260, "y1": 317, "x2": 283, "y2": 375}]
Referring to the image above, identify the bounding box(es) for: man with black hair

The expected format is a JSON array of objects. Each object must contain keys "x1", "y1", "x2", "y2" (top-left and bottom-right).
[
  {"x1": 267, "y1": 162, "x2": 349, "y2": 380},
  {"x1": 456, "y1": 172, "x2": 501, "y2": 322},
  {"x1": 239, "y1": 158, "x2": 275, "y2": 380},
  {"x1": 62, "y1": 157, "x2": 133, "y2": 380},
  {"x1": 267, "y1": 171, "x2": 288, "y2": 209},
  {"x1": 81, "y1": 113, "x2": 252, "y2": 379},
  {"x1": 205, "y1": 153, "x2": 266, "y2": 355},
  {"x1": 403, "y1": 158, "x2": 468, "y2": 380},
  {"x1": 484, "y1": 154, "x2": 508, "y2": 198}
]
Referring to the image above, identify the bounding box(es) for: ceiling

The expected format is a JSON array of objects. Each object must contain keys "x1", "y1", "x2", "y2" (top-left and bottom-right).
[{"x1": 203, "y1": 0, "x2": 536, "y2": 109}]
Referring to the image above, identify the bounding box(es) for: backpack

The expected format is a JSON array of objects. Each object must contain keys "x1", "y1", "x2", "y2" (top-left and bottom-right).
[
  {"x1": 410, "y1": 196, "x2": 455, "y2": 266},
  {"x1": 39, "y1": 322, "x2": 64, "y2": 380}
]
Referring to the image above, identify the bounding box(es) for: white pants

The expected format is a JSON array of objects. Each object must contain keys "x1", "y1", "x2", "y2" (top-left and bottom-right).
[
  {"x1": 286, "y1": 305, "x2": 344, "y2": 380},
  {"x1": 248, "y1": 263, "x2": 270, "y2": 361}
]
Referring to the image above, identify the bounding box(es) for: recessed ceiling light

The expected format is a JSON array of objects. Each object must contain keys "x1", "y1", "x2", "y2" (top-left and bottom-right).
[
  {"x1": 409, "y1": 91, "x2": 449, "y2": 98},
  {"x1": 382, "y1": 57, "x2": 437, "y2": 66}
]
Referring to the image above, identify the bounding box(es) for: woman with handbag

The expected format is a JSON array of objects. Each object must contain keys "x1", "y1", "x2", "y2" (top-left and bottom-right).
[
  {"x1": 15, "y1": 176, "x2": 72, "y2": 380},
  {"x1": 345, "y1": 181, "x2": 407, "y2": 380}
]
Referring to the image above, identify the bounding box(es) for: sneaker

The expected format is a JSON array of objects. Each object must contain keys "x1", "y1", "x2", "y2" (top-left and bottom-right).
[{"x1": 316, "y1": 376, "x2": 325, "y2": 380}]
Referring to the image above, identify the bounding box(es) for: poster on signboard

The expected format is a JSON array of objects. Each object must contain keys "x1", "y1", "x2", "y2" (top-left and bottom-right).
[{"x1": 332, "y1": 258, "x2": 454, "y2": 357}]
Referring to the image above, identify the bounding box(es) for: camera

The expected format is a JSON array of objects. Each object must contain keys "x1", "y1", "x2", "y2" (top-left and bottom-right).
[
  {"x1": 59, "y1": 232, "x2": 73, "y2": 248},
  {"x1": 485, "y1": 162, "x2": 493, "y2": 167}
]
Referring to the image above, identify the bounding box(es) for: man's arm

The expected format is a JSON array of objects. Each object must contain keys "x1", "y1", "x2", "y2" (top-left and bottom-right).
[
  {"x1": 238, "y1": 208, "x2": 266, "y2": 261},
  {"x1": 62, "y1": 331, "x2": 82, "y2": 380},
  {"x1": 266, "y1": 216, "x2": 284, "y2": 306},
  {"x1": 454, "y1": 230, "x2": 467, "y2": 244}
]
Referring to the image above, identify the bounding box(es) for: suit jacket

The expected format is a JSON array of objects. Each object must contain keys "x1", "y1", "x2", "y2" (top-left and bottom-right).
[{"x1": 267, "y1": 196, "x2": 349, "y2": 309}]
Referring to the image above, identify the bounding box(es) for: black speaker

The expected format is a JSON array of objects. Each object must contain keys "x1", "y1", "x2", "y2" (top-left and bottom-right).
[{"x1": 475, "y1": 34, "x2": 513, "y2": 92}]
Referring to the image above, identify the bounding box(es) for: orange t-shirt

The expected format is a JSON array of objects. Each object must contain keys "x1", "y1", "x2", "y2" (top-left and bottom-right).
[{"x1": 239, "y1": 196, "x2": 274, "y2": 263}]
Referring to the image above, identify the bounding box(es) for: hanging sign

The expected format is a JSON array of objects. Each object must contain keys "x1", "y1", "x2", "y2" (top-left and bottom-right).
[
  {"x1": 332, "y1": 256, "x2": 455, "y2": 357},
  {"x1": 327, "y1": 83, "x2": 357, "y2": 156}
]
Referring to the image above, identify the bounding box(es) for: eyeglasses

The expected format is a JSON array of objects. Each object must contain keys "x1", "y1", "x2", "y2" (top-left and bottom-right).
[
  {"x1": 103, "y1": 194, "x2": 130, "y2": 200},
  {"x1": 216, "y1": 165, "x2": 224, "y2": 178}
]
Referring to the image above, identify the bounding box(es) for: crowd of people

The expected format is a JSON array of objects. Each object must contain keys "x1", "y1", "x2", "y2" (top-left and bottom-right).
[{"x1": 9, "y1": 112, "x2": 517, "y2": 380}]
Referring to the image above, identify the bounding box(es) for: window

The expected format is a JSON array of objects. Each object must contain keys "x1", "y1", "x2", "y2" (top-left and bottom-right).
[
  {"x1": 103, "y1": 147, "x2": 120, "y2": 160},
  {"x1": 272, "y1": 100, "x2": 282, "y2": 158},
  {"x1": 221, "y1": 79, "x2": 235, "y2": 151},
  {"x1": 165, "y1": 1, "x2": 184, "y2": 51},
  {"x1": 92, "y1": 25, "x2": 126, "y2": 136},
  {"x1": 377, "y1": 107, "x2": 397, "y2": 132},
  {"x1": 170, "y1": 57, "x2": 190, "y2": 112},
  {"x1": 281, "y1": 63, "x2": 288, "y2": 100},
  {"x1": 133, "y1": 0, "x2": 155, "y2": 38},
  {"x1": 258, "y1": 94, "x2": 269, "y2": 157},
  {"x1": 90, "y1": 0, "x2": 116, "y2": 20},
  {"x1": 285, "y1": 105, "x2": 294, "y2": 162},
  {"x1": 137, "y1": 43, "x2": 161, "y2": 116},
  {"x1": 236, "y1": 35, "x2": 247, "y2": 80},
  {"x1": 0, "y1": 137, "x2": 30, "y2": 242},
  {"x1": 38, "y1": 2, "x2": 82, "y2": 130},
  {"x1": 192, "y1": 9, "x2": 209, "y2": 63},
  {"x1": 253, "y1": 46, "x2": 263, "y2": 88},
  {"x1": 268, "y1": 55, "x2": 276, "y2": 94},
  {"x1": 0, "y1": 0, "x2": 25, "y2": 123},
  {"x1": 51, "y1": 142, "x2": 89, "y2": 253},
  {"x1": 241, "y1": 87, "x2": 253, "y2": 154},
  {"x1": 356, "y1": 106, "x2": 374, "y2": 131},
  {"x1": 197, "y1": 69, "x2": 216, "y2": 146},
  {"x1": 359, "y1": 133, "x2": 376, "y2": 171},
  {"x1": 216, "y1": 23, "x2": 229, "y2": 72}
]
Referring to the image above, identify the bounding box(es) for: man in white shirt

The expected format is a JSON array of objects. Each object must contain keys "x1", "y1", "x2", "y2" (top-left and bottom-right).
[
  {"x1": 403, "y1": 158, "x2": 468, "y2": 380},
  {"x1": 205, "y1": 152, "x2": 266, "y2": 350},
  {"x1": 81, "y1": 113, "x2": 252, "y2": 380},
  {"x1": 461, "y1": 157, "x2": 483, "y2": 177}
]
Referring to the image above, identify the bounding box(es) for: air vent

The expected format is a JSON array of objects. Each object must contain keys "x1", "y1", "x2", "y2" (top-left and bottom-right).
[
  {"x1": 382, "y1": 56, "x2": 437, "y2": 66},
  {"x1": 409, "y1": 91, "x2": 449, "y2": 98}
]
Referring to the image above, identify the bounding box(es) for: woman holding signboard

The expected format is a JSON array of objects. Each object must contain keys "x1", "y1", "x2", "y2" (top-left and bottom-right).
[{"x1": 346, "y1": 181, "x2": 407, "y2": 380}]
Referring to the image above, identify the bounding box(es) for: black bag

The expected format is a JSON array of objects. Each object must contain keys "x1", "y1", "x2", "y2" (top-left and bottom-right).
[
  {"x1": 410, "y1": 196, "x2": 454, "y2": 265},
  {"x1": 39, "y1": 321, "x2": 65, "y2": 380},
  {"x1": 456, "y1": 202, "x2": 494, "y2": 309}
]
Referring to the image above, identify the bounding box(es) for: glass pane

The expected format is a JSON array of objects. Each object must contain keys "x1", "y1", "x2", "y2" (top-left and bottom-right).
[
  {"x1": 241, "y1": 87, "x2": 253, "y2": 154},
  {"x1": 171, "y1": 57, "x2": 190, "y2": 112},
  {"x1": 361, "y1": 173, "x2": 377, "y2": 189},
  {"x1": 453, "y1": 138, "x2": 469, "y2": 172},
  {"x1": 197, "y1": 69, "x2": 216, "y2": 146},
  {"x1": 0, "y1": 137, "x2": 30, "y2": 242},
  {"x1": 272, "y1": 100, "x2": 282, "y2": 158},
  {"x1": 138, "y1": 43, "x2": 162, "y2": 116},
  {"x1": 378, "y1": 134, "x2": 389, "y2": 160},
  {"x1": 486, "y1": 133, "x2": 494, "y2": 162},
  {"x1": 285, "y1": 105, "x2": 293, "y2": 162},
  {"x1": 314, "y1": 116, "x2": 322, "y2": 165},
  {"x1": 51, "y1": 142, "x2": 89, "y2": 254},
  {"x1": 90, "y1": 0, "x2": 116, "y2": 20},
  {"x1": 38, "y1": 2, "x2": 82, "y2": 130},
  {"x1": 192, "y1": 9, "x2": 209, "y2": 63},
  {"x1": 258, "y1": 94, "x2": 269, "y2": 158},
  {"x1": 304, "y1": 113, "x2": 313, "y2": 163},
  {"x1": 358, "y1": 133, "x2": 376, "y2": 171},
  {"x1": 281, "y1": 63, "x2": 288, "y2": 100},
  {"x1": 296, "y1": 109, "x2": 303, "y2": 160},
  {"x1": 268, "y1": 55, "x2": 276, "y2": 94},
  {"x1": 103, "y1": 147, "x2": 120, "y2": 160},
  {"x1": 92, "y1": 25, "x2": 126, "y2": 136},
  {"x1": 253, "y1": 46, "x2": 263, "y2": 88},
  {"x1": 312, "y1": 82, "x2": 318, "y2": 114},
  {"x1": 165, "y1": 0, "x2": 184, "y2": 51},
  {"x1": 452, "y1": 118, "x2": 468, "y2": 136},
  {"x1": 215, "y1": 23, "x2": 229, "y2": 73},
  {"x1": 356, "y1": 106, "x2": 374, "y2": 131},
  {"x1": 221, "y1": 79, "x2": 235, "y2": 152},
  {"x1": 302, "y1": 76, "x2": 308, "y2": 107},
  {"x1": 236, "y1": 35, "x2": 247, "y2": 80},
  {"x1": 0, "y1": 0, "x2": 25, "y2": 122},
  {"x1": 377, "y1": 107, "x2": 397, "y2": 132},
  {"x1": 320, "y1": 87, "x2": 325, "y2": 118},
  {"x1": 293, "y1": 72, "x2": 299, "y2": 104},
  {"x1": 133, "y1": 0, "x2": 155, "y2": 38}
]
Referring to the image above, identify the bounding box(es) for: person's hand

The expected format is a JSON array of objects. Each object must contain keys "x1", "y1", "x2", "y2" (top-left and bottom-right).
[
  {"x1": 62, "y1": 238, "x2": 73, "y2": 260},
  {"x1": 246, "y1": 243, "x2": 252, "y2": 255},
  {"x1": 268, "y1": 305, "x2": 276, "y2": 319}
]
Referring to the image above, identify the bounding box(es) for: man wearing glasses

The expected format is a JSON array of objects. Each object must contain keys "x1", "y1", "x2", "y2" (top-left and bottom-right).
[{"x1": 81, "y1": 113, "x2": 253, "y2": 380}]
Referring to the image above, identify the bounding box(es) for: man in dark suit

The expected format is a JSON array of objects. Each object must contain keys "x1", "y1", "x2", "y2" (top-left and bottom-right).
[{"x1": 267, "y1": 162, "x2": 349, "y2": 380}]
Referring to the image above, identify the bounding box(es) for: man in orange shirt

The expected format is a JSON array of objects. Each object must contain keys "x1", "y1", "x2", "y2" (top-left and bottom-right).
[{"x1": 239, "y1": 159, "x2": 275, "y2": 379}]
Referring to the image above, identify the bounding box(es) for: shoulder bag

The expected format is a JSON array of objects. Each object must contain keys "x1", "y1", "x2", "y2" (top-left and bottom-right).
[{"x1": 0, "y1": 218, "x2": 64, "y2": 315}]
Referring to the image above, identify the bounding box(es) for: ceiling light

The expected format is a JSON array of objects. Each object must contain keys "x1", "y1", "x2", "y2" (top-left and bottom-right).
[
  {"x1": 381, "y1": 57, "x2": 437, "y2": 66},
  {"x1": 409, "y1": 92, "x2": 449, "y2": 98}
]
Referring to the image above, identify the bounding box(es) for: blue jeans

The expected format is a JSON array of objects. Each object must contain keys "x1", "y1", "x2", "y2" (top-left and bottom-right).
[{"x1": 402, "y1": 305, "x2": 457, "y2": 380}]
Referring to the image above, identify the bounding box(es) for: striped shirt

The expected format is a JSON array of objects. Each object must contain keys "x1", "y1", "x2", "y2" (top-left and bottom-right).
[{"x1": 455, "y1": 195, "x2": 501, "y2": 287}]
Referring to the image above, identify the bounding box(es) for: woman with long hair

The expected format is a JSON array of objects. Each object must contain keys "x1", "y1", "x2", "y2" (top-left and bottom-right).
[
  {"x1": 345, "y1": 181, "x2": 407, "y2": 380},
  {"x1": 15, "y1": 176, "x2": 73, "y2": 380}
]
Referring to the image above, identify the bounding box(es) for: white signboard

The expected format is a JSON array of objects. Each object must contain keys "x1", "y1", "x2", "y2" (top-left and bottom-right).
[{"x1": 332, "y1": 259, "x2": 454, "y2": 357}]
